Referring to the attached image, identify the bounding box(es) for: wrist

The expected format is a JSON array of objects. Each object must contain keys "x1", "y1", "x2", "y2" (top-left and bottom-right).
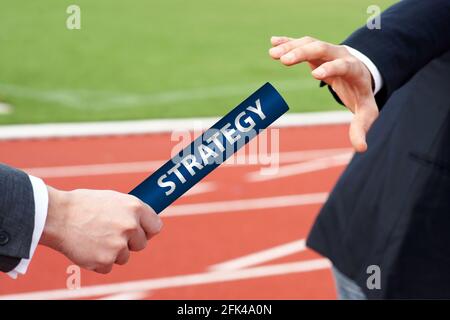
[
  {"x1": 343, "y1": 45, "x2": 383, "y2": 95},
  {"x1": 40, "y1": 186, "x2": 72, "y2": 251}
]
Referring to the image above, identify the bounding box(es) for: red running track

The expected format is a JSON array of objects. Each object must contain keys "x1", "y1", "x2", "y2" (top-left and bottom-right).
[{"x1": 0, "y1": 124, "x2": 351, "y2": 299}]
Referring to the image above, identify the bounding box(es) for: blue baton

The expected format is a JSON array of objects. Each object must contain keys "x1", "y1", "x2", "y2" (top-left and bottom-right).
[{"x1": 130, "y1": 82, "x2": 289, "y2": 213}]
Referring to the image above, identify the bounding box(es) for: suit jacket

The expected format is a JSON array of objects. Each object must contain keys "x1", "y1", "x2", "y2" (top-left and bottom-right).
[
  {"x1": 0, "y1": 164, "x2": 35, "y2": 272},
  {"x1": 307, "y1": 0, "x2": 450, "y2": 298}
]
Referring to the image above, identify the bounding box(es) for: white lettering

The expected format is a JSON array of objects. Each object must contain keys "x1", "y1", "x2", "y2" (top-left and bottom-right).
[
  {"x1": 220, "y1": 123, "x2": 240, "y2": 144},
  {"x1": 235, "y1": 111, "x2": 256, "y2": 133},
  {"x1": 167, "y1": 163, "x2": 186, "y2": 184},
  {"x1": 198, "y1": 144, "x2": 219, "y2": 165},
  {"x1": 157, "y1": 174, "x2": 176, "y2": 196},
  {"x1": 246, "y1": 99, "x2": 265, "y2": 120},
  {"x1": 180, "y1": 154, "x2": 204, "y2": 176}
]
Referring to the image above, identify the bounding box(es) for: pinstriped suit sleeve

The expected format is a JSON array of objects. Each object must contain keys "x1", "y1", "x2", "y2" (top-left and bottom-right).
[{"x1": 0, "y1": 164, "x2": 35, "y2": 272}]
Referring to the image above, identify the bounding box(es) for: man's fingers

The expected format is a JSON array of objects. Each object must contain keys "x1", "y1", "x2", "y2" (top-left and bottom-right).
[
  {"x1": 269, "y1": 36, "x2": 316, "y2": 59},
  {"x1": 139, "y1": 205, "x2": 163, "y2": 239},
  {"x1": 349, "y1": 116, "x2": 368, "y2": 153},
  {"x1": 270, "y1": 36, "x2": 293, "y2": 47},
  {"x1": 269, "y1": 36, "x2": 378, "y2": 152},
  {"x1": 279, "y1": 41, "x2": 342, "y2": 66},
  {"x1": 311, "y1": 59, "x2": 351, "y2": 80},
  {"x1": 95, "y1": 264, "x2": 113, "y2": 274},
  {"x1": 128, "y1": 227, "x2": 148, "y2": 251},
  {"x1": 349, "y1": 102, "x2": 379, "y2": 153},
  {"x1": 115, "y1": 248, "x2": 130, "y2": 265}
]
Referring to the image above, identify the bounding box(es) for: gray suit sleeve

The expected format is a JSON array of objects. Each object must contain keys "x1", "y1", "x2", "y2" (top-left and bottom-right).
[{"x1": 0, "y1": 164, "x2": 35, "y2": 272}]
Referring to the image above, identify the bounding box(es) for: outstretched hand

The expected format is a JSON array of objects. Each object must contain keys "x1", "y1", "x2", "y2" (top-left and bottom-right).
[{"x1": 269, "y1": 36, "x2": 379, "y2": 152}]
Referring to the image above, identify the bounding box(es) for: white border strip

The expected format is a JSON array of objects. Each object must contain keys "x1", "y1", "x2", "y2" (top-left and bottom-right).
[{"x1": 0, "y1": 111, "x2": 351, "y2": 140}]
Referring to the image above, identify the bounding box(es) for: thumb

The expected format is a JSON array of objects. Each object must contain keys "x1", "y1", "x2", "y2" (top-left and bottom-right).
[{"x1": 349, "y1": 101, "x2": 379, "y2": 153}]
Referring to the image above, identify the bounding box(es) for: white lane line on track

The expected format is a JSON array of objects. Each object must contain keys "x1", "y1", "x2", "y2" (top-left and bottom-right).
[
  {"x1": 99, "y1": 239, "x2": 308, "y2": 299},
  {"x1": 164, "y1": 192, "x2": 328, "y2": 217},
  {"x1": 97, "y1": 291, "x2": 150, "y2": 300},
  {"x1": 0, "y1": 237, "x2": 327, "y2": 300},
  {"x1": 247, "y1": 152, "x2": 352, "y2": 182},
  {"x1": 21, "y1": 148, "x2": 352, "y2": 178},
  {"x1": 0, "y1": 258, "x2": 331, "y2": 300},
  {"x1": 24, "y1": 160, "x2": 164, "y2": 178},
  {"x1": 0, "y1": 111, "x2": 352, "y2": 140},
  {"x1": 185, "y1": 182, "x2": 217, "y2": 196},
  {"x1": 209, "y1": 239, "x2": 306, "y2": 272}
]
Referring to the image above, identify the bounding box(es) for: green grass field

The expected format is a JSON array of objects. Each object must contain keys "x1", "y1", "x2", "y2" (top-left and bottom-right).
[{"x1": 0, "y1": 0, "x2": 395, "y2": 124}]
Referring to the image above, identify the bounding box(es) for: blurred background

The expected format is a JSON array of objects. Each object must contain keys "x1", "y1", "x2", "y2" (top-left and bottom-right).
[
  {"x1": 0, "y1": 0, "x2": 395, "y2": 300},
  {"x1": 0, "y1": 0, "x2": 394, "y2": 124}
]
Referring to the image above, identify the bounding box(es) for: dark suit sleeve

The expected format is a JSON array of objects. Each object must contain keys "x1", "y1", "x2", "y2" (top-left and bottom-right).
[
  {"x1": 0, "y1": 164, "x2": 35, "y2": 272},
  {"x1": 326, "y1": 0, "x2": 450, "y2": 108}
]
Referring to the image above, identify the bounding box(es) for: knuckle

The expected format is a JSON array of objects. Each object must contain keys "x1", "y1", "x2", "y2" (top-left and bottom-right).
[
  {"x1": 155, "y1": 219, "x2": 163, "y2": 234},
  {"x1": 314, "y1": 41, "x2": 327, "y2": 53},
  {"x1": 144, "y1": 219, "x2": 163, "y2": 239},
  {"x1": 113, "y1": 238, "x2": 128, "y2": 252},
  {"x1": 345, "y1": 56, "x2": 359, "y2": 65},
  {"x1": 289, "y1": 49, "x2": 301, "y2": 59},
  {"x1": 97, "y1": 254, "x2": 115, "y2": 267},
  {"x1": 328, "y1": 60, "x2": 339, "y2": 71},
  {"x1": 339, "y1": 45, "x2": 351, "y2": 55},
  {"x1": 122, "y1": 217, "x2": 139, "y2": 233},
  {"x1": 301, "y1": 36, "x2": 315, "y2": 42},
  {"x1": 342, "y1": 58, "x2": 357, "y2": 73},
  {"x1": 341, "y1": 59, "x2": 352, "y2": 69},
  {"x1": 280, "y1": 43, "x2": 292, "y2": 52},
  {"x1": 128, "y1": 198, "x2": 143, "y2": 213}
]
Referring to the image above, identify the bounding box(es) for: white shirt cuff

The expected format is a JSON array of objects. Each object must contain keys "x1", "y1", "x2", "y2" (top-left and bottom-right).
[
  {"x1": 344, "y1": 45, "x2": 383, "y2": 95},
  {"x1": 7, "y1": 176, "x2": 48, "y2": 279}
]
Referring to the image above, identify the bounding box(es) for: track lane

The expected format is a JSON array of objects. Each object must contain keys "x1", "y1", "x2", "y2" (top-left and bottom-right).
[{"x1": 0, "y1": 124, "x2": 351, "y2": 299}]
